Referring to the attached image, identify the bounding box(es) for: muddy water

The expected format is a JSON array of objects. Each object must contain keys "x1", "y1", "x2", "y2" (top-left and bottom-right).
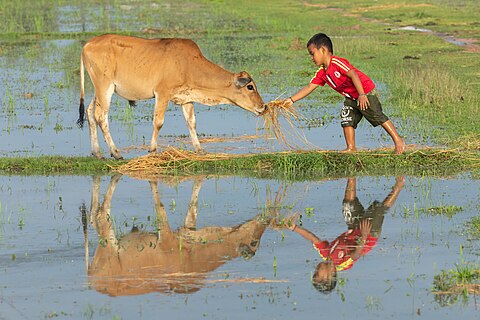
[{"x1": 0, "y1": 174, "x2": 478, "y2": 319}]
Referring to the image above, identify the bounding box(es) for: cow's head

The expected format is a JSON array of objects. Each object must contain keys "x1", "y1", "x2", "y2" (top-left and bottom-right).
[{"x1": 232, "y1": 71, "x2": 267, "y2": 115}]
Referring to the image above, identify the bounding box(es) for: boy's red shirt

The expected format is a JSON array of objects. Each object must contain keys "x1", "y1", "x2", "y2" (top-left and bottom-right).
[
  {"x1": 313, "y1": 229, "x2": 378, "y2": 271},
  {"x1": 310, "y1": 56, "x2": 375, "y2": 100}
]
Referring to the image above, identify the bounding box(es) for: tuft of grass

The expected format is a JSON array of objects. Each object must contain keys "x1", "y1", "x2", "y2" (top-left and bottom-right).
[{"x1": 433, "y1": 262, "x2": 480, "y2": 306}]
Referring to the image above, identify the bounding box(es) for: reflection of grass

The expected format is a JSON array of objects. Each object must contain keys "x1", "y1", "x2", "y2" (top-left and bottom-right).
[
  {"x1": 433, "y1": 262, "x2": 480, "y2": 307},
  {"x1": 466, "y1": 216, "x2": 480, "y2": 238},
  {"x1": 421, "y1": 205, "x2": 463, "y2": 217}
]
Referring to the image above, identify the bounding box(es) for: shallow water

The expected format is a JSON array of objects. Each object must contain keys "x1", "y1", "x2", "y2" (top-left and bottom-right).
[{"x1": 0, "y1": 174, "x2": 478, "y2": 319}]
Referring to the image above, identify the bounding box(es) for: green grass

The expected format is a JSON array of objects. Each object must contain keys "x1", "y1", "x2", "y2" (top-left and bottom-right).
[
  {"x1": 178, "y1": 149, "x2": 479, "y2": 179},
  {"x1": 0, "y1": 156, "x2": 113, "y2": 175},
  {"x1": 433, "y1": 262, "x2": 480, "y2": 306},
  {"x1": 1, "y1": 149, "x2": 476, "y2": 178}
]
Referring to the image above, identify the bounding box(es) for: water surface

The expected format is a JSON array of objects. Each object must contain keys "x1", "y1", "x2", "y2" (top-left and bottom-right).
[{"x1": 0, "y1": 174, "x2": 478, "y2": 319}]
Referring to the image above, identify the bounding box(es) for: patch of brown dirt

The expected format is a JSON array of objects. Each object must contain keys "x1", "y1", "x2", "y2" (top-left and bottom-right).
[
  {"x1": 353, "y1": 4, "x2": 433, "y2": 12},
  {"x1": 288, "y1": 37, "x2": 304, "y2": 51}
]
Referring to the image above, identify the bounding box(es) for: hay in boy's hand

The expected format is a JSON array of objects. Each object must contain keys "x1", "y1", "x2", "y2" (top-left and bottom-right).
[{"x1": 263, "y1": 100, "x2": 309, "y2": 149}]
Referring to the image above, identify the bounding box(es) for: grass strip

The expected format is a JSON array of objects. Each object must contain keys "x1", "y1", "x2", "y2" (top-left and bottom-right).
[
  {"x1": 0, "y1": 156, "x2": 114, "y2": 176},
  {"x1": 0, "y1": 149, "x2": 477, "y2": 179},
  {"x1": 172, "y1": 149, "x2": 480, "y2": 179}
]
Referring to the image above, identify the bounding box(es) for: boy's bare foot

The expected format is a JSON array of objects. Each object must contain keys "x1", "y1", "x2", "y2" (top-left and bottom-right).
[
  {"x1": 394, "y1": 140, "x2": 405, "y2": 155},
  {"x1": 340, "y1": 147, "x2": 357, "y2": 153}
]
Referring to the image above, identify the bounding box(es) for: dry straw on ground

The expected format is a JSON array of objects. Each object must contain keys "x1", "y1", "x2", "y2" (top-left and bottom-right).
[
  {"x1": 262, "y1": 99, "x2": 312, "y2": 149},
  {"x1": 112, "y1": 147, "x2": 244, "y2": 178}
]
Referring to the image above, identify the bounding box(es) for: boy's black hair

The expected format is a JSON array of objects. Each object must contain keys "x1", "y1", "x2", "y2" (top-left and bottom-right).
[
  {"x1": 307, "y1": 33, "x2": 333, "y2": 53},
  {"x1": 312, "y1": 262, "x2": 337, "y2": 293}
]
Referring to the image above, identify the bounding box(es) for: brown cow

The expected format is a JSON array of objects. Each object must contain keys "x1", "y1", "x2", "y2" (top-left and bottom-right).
[
  {"x1": 84, "y1": 175, "x2": 274, "y2": 296},
  {"x1": 78, "y1": 34, "x2": 267, "y2": 159}
]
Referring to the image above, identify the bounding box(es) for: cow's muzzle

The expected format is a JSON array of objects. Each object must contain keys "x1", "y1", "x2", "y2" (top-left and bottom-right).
[{"x1": 255, "y1": 104, "x2": 268, "y2": 116}]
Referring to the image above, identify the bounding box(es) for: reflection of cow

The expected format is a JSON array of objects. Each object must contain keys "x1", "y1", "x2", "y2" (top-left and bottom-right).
[
  {"x1": 78, "y1": 34, "x2": 267, "y2": 159},
  {"x1": 84, "y1": 175, "x2": 271, "y2": 296}
]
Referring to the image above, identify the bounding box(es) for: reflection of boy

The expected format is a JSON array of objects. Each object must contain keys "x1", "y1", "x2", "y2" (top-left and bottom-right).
[
  {"x1": 314, "y1": 219, "x2": 375, "y2": 272},
  {"x1": 287, "y1": 176, "x2": 405, "y2": 293}
]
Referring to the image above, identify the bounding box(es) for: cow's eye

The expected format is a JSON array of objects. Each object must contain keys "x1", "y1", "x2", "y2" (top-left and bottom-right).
[{"x1": 247, "y1": 84, "x2": 254, "y2": 91}]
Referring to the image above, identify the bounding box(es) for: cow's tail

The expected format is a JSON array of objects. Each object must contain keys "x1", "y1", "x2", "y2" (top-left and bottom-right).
[{"x1": 77, "y1": 52, "x2": 86, "y2": 128}]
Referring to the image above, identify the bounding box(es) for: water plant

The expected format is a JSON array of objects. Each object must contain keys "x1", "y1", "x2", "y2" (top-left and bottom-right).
[
  {"x1": 432, "y1": 262, "x2": 480, "y2": 306},
  {"x1": 466, "y1": 216, "x2": 480, "y2": 239},
  {"x1": 421, "y1": 205, "x2": 463, "y2": 218}
]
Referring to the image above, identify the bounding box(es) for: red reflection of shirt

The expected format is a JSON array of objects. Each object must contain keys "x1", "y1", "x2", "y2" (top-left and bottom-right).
[{"x1": 313, "y1": 229, "x2": 378, "y2": 271}]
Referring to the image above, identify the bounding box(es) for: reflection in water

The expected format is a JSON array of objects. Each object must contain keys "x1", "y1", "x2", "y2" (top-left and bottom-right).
[
  {"x1": 286, "y1": 176, "x2": 405, "y2": 293},
  {"x1": 83, "y1": 175, "x2": 273, "y2": 296}
]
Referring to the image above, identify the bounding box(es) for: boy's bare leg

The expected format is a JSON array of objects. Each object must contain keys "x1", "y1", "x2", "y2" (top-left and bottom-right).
[
  {"x1": 341, "y1": 126, "x2": 356, "y2": 152},
  {"x1": 344, "y1": 177, "x2": 356, "y2": 200},
  {"x1": 381, "y1": 120, "x2": 405, "y2": 154}
]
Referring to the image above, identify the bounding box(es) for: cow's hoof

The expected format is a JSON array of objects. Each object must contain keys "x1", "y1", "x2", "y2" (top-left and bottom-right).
[
  {"x1": 111, "y1": 153, "x2": 124, "y2": 160},
  {"x1": 195, "y1": 149, "x2": 206, "y2": 155},
  {"x1": 92, "y1": 152, "x2": 104, "y2": 160}
]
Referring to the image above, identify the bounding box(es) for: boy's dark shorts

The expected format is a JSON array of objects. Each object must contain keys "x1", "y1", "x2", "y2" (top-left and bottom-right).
[
  {"x1": 343, "y1": 198, "x2": 388, "y2": 236},
  {"x1": 340, "y1": 93, "x2": 388, "y2": 128},
  {"x1": 342, "y1": 197, "x2": 364, "y2": 226}
]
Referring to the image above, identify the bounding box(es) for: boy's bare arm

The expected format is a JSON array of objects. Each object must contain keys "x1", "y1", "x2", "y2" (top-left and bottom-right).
[
  {"x1": 288, "y1": 222, "x2": 322, "y2": 244},
  {"x1": 283, "y1": 83, "x2": 318, "y2": 106},
  {"x1": 346, "y1": 69, "x2": 369, "y2": 110}
]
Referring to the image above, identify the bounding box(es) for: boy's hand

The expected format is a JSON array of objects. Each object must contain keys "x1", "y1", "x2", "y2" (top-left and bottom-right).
[
  {"x1": 357, "y1": 95, "x2": 370, "y2": 110},
  {"x1": 282, "y1": 97, "x2": 294, "y2": 107},
  {"x1": 359, "y1": 219, "x2": 372, "y2": 238},
  {"x1": 284, "y1": 212, "x2": 300, "y2": 230}
]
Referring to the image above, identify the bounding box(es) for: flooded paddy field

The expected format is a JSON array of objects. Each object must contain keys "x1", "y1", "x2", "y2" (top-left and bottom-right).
[
  {"x1": 0, "y1": 174, "x2": 478, "y2": 319},
  {"x1": 0, "y1": 1, "x2": 479, "y2": 319}
]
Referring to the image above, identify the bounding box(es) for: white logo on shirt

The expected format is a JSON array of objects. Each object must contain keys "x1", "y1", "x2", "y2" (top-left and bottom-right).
[{"x1": 334, "y1": 71, "x2": 341, "y2": 78}]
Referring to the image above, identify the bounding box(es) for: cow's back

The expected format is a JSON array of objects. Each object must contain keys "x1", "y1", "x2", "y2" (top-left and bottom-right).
[
  {"x1": 82, "y1": 34, "x2": 207, "y2": 101},
  {"x1": 83, "y1": 34, "x2": 203, "y2": 66}
]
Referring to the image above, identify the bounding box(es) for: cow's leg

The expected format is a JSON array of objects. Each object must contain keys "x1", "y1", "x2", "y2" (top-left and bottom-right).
[
  {"x1": 181, "y1": 102, "x2": 202, "y2": 152},
  {"x1": 94, "y1": 83, "x2": 123, "y2": 160},
  {"x1": 89, "y1": 175, "x2": 101, "y2": 225},
  {"x1": 149, "y1": 96, "x2": 169, "y2": 153},
  {"x1": 91, "y1": 174, "x2": 122, "y2": 248},
  {"x1": 86, "y1": 98, "x2": 102, "y2": 159},
  {"x1": 184, "y1": 176, "x2": 203, "y2": 230},
  {"x1": 148, "y1": 180, "x2": 172, "y2": 241}
]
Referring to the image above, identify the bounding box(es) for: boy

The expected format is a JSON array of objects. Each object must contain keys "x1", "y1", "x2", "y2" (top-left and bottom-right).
[{"x1": 283, "y1": 33, "x2": 405, "y2": 154}]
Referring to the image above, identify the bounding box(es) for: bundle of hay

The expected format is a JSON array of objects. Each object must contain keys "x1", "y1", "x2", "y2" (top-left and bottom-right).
[{"x1": 263, "y1": 100, "x2": 310, "y2": 149}]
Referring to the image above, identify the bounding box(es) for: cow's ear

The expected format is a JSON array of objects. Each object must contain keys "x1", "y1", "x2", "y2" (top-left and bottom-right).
[{"x1": 234, "y1": 75, "x2": 252, "y2": 88}]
